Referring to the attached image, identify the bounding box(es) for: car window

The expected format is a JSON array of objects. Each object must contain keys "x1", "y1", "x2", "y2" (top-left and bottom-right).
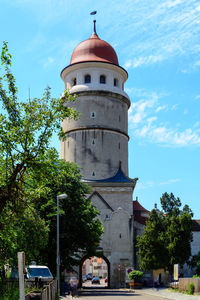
[{"x1": 27, "y1": 268, "x2": 52, "y2": 277}]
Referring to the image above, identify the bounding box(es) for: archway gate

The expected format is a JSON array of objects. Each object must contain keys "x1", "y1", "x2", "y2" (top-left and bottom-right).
[{"x1": 79, "y1": 254, "x2": 110, "y2": 288}]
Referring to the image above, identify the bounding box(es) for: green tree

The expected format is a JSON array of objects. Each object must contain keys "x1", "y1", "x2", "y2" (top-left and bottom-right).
[
  {"x1": 189, "y1": 251, "x2": 200, "y2": 275},
  {"x1": 0, "y1": 202, "x2": 49, "y2": 269},
  {"x1": 137, "y1": 192, "x2": 193, "y2": 274},
  {"x1": 0, "y1": 41, "x2": 78, "y2": 214},
  {"x1": 0, "y1": 42, "x2": 103, "y2": 271},
  {"x1": 0, "y1": 40, "x2": 76, "y2": 269},
  {"x1": 27, "y1": 149, "x2": 104, "y2": 272}
]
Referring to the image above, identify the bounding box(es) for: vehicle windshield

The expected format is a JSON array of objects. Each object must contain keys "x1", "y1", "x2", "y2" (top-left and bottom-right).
[{"x1": 27, "y1": 268, "x2": 52, "y2": 278}]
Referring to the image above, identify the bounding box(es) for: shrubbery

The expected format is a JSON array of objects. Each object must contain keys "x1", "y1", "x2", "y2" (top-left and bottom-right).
[
  {"x1": 189, "y1": 282, "x2": 195, "y2": 295},
  {"x1": 0, "y1": 281, "x2": 19, "y2": 300},
  {"x1": 128, "y1": 270, "x2": 144, "y2": 282}
]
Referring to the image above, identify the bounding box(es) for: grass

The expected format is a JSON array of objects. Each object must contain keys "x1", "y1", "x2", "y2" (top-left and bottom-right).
[
  {"x1": 170, "y1": 287, "x2": 200, "y2": 296},
  {"x1": 0, "y1": 280, "x2": 43, "y2": 300},
  {"x1": 170, "y1": 287, "x2": 179, "y2": 293},
  {"x1": 0, "y1": 281, "x2": 19, "y2": 300}
]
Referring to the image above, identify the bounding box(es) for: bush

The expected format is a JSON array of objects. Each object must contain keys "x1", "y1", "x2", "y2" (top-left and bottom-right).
[
  {"x1": 128, "y1": 270, "x2": 144, "y2": 282},
  {"x1": 189, "y1": 282, "x2": 195, "y2": 295},
  {"x1": 0, "y1": 281, "x2": 19, "y2": 300},
  {"x1": 193, "y1": 274, "x2": 200, "y2": 278}
]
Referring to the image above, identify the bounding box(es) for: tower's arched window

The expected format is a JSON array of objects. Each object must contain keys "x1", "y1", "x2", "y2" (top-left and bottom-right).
[
  {"x1": 84, "y1": 74, "x2": 91, "y2": 83},
  {"x1": 72, "y1": 77, "x2": 76, "y2": 86},
  {"x1": 114, "y1": 78, "x2": 118, "y2": 86},
  {"x1": 100, "y1": 75, "x2": 106, "y2": 84}
]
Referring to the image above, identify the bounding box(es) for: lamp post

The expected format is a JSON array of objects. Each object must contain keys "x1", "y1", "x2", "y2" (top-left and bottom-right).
[{"x1": 57, "y1": 193, "x2": 67, "y2": 297}]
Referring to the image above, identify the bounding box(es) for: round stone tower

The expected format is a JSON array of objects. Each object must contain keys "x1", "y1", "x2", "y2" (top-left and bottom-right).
[
  {"x1": 60, "y1": 24, "x2": 137, "y2": 288},
  {"x1": 60, "y1": 28, "x2": 130, "y2": 181}
]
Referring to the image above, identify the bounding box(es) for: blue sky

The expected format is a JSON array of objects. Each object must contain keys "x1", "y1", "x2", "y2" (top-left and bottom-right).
[{"x1": 0, "y1": 0, "x2": 200, "y2": 218}]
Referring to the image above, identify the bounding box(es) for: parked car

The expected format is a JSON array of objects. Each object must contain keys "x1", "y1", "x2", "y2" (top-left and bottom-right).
[
  {"x1": 92, "y1": 276, "x2": 100, "y2": 284},
  {"x1": 87, "y1": 273, "x2": 92, "y2": 280},
  {"x1": 26, "y1": 265, "x2": 53, "y2": 283}
]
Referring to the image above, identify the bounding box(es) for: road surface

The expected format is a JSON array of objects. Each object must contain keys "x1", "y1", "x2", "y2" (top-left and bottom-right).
[
  {"x1": 82, "y1": 278, "x2": 107, "y2": 288},
  {"x1": 61, "y1": 288, "x2": 168, "y2": 300}
]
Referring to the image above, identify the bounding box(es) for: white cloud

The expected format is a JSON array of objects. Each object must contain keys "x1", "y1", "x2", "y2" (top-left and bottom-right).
[
  {"x1": 124, "y1": 55, "x2": 164, "y2": 68},
  {"x1": 14, "y1": 0, "x2": 70, "y2": 25},
  {"x1": 129, "y1": 88, "x2": 200, "y2": 147},
  {"x1": 129, "y1": 95, "x2": 157, "y2": 126},
  {"x1": 135, "y1": 181, "x2": 155, "y2": 190},
  {"x1": 160, "y1": 178, "x2": 180, "y2": 185},
  {"x1": 171, "y1": 104, "x2": 178, "y2": 111},
  {"x1": 194, "y1": 121, "x2": 200, "y2": 128},
  {"x1": 163, "y1": 0, "x2": 183, "y2": 8},
  {"x1": 43, "y1": 56, "x2": 55, "y2": 68},
  {"x1": 182, "y1": 59, "x2": 200, "y2": 73},
  {"x1": 124, "y1": 60, "x2": 132, "y2": 69},
  {"x1": 156, "y1": 105, "x2": 168, "y2": 113},
  {"x1": 136, "y1": 178, "x2": 181, "y2": 190},
  {"x1": 110, "y1": 0, "x2": 200, "y2": 68},
  {"x1": 137, "y1": 126, "x2": 200, "y2": 146}
]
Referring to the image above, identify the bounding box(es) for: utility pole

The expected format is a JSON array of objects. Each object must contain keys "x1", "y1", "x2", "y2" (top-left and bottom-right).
[
  {"x1": 18, "y1": 252, "x2": 25, "y2": 300},
  {"x1": 57, "y1": 194, "x2": 67, "y2": 296}
]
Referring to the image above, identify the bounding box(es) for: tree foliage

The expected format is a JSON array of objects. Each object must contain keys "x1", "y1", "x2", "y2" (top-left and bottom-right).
[
  {"x1": 0, "y1": 42, "x2": 103, "y2": 271},
  {"x1": 128, "y1": 270, "x2": 144, "y2": 281},
  {"x1": 137, "y1": 192, "x2": 193, "y2": 273},
  {"x1": 0, "y1": 41, "x2": 78, "y2": 214},
  {"x1": 28, "y1": 149, "x2": 104, "y2": 272},
  {"x1": 189, "y1": 251, "x2": 200, "y2": 275}
]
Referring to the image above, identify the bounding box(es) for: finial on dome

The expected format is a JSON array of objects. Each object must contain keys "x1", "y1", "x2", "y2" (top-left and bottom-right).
[
  {"x1": 93, "y1": 20, "x2": 97, "y2": 34},
  {"x1": 90, "y1": 11, "x2": 97, "y2": 34}
]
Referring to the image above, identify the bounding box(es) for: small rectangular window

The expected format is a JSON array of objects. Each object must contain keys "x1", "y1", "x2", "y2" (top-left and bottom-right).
[{"x1": 90, "y1": 112, "x2": 96, "y2": 118}]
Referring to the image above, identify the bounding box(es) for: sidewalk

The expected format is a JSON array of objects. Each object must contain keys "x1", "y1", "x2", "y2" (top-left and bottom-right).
[{"x1": 140, "y1": 287, "x2": 200, "y2": 300}]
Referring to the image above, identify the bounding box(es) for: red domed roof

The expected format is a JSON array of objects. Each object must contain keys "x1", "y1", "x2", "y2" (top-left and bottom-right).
[{"x1": 70, "y1": 33, "x2": 119, "y2": 66}]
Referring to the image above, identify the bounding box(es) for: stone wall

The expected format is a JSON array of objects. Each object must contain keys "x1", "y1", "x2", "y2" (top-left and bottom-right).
[{"x1": 179, "y1": 278, "x2": 200, "y2": 293}]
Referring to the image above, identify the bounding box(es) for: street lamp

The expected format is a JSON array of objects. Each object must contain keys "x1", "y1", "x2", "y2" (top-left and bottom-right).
[{"x1": 57, "y1": 193, "x2": 67, "y2": 296}]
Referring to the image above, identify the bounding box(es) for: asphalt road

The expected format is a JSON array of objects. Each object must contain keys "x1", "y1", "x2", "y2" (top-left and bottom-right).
[
  {"x1": 82, "y1": 278, "x2": 108, "y2": 288},
  {"x1": 61, "y1": 288, "x2": 168, "y2": 300}
]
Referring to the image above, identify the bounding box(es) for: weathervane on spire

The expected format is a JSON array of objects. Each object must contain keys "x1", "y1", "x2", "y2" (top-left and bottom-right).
[{"x1": 90, "y1": 11, "x2": 97, "y2": 34}]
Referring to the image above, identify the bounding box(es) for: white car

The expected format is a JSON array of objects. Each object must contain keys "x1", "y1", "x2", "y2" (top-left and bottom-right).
[{"x1": 26, "y1": 265, "x2": 53, "y2": 283}]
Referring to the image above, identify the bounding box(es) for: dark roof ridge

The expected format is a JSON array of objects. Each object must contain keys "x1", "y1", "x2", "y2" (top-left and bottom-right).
[{"x1": 85, "y1": 164, "x2": 138, "y2": 183}]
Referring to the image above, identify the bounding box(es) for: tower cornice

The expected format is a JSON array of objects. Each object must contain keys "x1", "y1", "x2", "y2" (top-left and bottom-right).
[
  {"x1": 63, "y1": 126, "x2": 130, "y2": 140},
  {"x1": 70, "y1": 90, "x2": 130, "y2": 108}
]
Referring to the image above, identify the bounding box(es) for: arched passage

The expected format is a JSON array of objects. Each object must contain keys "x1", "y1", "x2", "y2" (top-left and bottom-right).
[{"x1": 79, "y1": 255, "x2": 110, "y2": 288}]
